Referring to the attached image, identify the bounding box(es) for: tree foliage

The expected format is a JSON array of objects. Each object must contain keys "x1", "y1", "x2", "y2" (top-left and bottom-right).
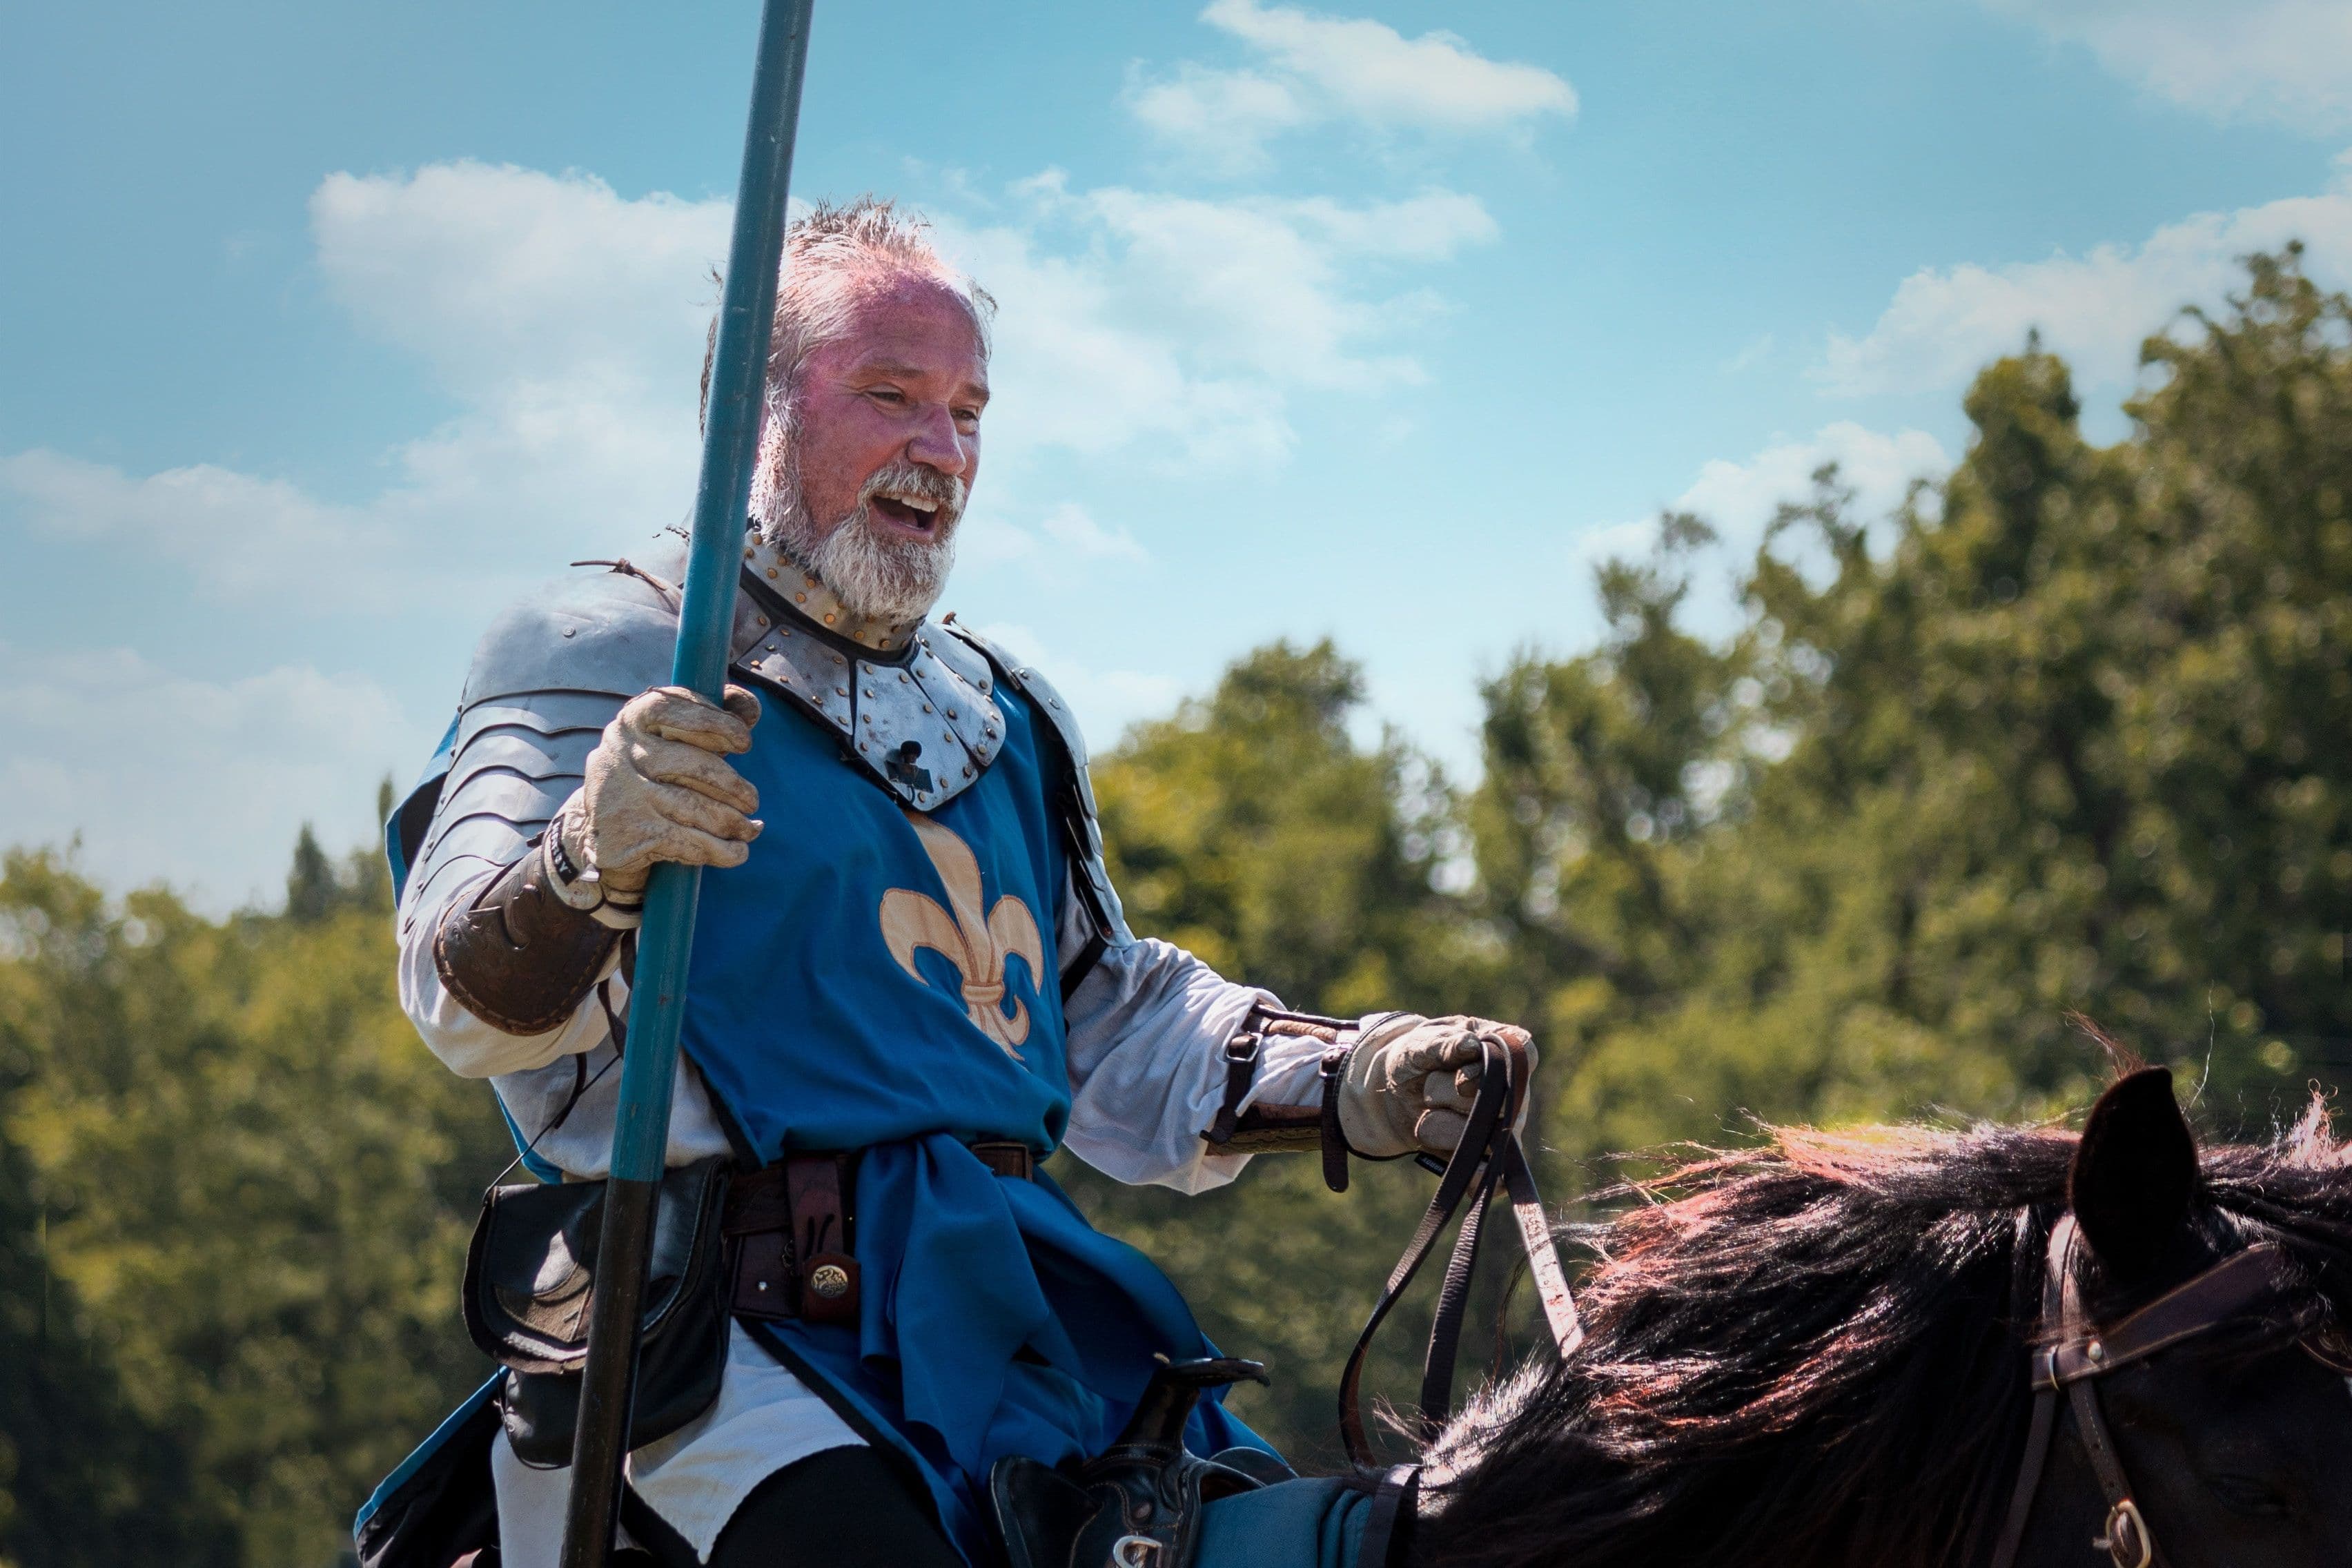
[{"x1": 0, "y1": 840, "x2": 509, "y2": 1567}]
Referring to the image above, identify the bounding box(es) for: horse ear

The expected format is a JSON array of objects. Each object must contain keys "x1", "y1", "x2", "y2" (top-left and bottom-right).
[{"x1": 2070, "y1": 1066, "x2": 2200, "y2": 1282}]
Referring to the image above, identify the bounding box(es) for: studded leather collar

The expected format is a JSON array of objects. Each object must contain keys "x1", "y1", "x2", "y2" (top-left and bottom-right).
[
  {"x1": 725, "y1": 543, "x2": 1004, "y2": 812},
  {"x1": 739, "y1": 533, "x2": 923, "y2": 654}
]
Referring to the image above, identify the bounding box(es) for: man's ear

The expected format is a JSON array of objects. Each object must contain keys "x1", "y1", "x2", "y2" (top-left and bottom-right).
[{"x1": 2070, "y1": 1066, "x2": 2200, "y2": 1284}]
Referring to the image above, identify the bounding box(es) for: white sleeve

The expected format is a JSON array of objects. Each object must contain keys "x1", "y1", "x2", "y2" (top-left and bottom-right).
[{"x1": 1059, "y1": 937, "x2": 1329, "y2": 1194}]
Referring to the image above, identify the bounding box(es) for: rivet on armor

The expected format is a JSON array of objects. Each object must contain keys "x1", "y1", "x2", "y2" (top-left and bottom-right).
[
  {"x1": 824, "y1": 614, "x2": 836, "y2": 625},
  {"x1": 923, "y1": 705, "x2": 934, "y2": 714},
  {"x1": 836, "y1": 687, "x2": 849, "y2": 697},
  {"x1": 947, "y1": 709, "x2": 958, "y2": 719},
  {"x1": 562, "y1": 627, "x2": 576, "y2": 638},
  {"x1": 756, "y1": 614, "x2": 768, "y2": 625},
  {"x1": 900, "y1": 673, "x2": 910, "y2": 683},
  {"x1": 766, "y1": 568, "x2": 778, "y2": 579}
]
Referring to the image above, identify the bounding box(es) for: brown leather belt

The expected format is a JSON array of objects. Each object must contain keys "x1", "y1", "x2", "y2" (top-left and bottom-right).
[{"x1": 723, "y1": 1141, "x2": 1037, "y2": 1324}]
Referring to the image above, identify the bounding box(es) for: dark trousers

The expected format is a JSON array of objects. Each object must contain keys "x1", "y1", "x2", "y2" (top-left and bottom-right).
[{"x1": 614, "y1": 1445, "x2": 963, "y2": 1568}]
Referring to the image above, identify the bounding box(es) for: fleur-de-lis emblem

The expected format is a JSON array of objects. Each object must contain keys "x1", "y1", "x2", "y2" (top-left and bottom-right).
[{"x1": 879, "y1": 811, "x2": 1045, "y2": 1058}]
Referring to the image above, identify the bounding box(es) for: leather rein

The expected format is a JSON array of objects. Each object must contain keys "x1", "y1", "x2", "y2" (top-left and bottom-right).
[
  {"x1": 1985, "y1": 1213, "x2": 2315, "y2": 1568},
  {"x1": 1337, "y1": 1033, "x2": 1583, "y2": 1468}
]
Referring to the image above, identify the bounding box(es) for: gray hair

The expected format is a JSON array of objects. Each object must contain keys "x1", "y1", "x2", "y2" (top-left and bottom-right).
[{"x1": 702, "y1": 196, "x2": 995, "y2": 429}]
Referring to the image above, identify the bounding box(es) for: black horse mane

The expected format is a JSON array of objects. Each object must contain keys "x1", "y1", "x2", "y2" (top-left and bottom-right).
[{"x1": 1411, "y1": 1097, "x2": 2352, "y2": 1568}]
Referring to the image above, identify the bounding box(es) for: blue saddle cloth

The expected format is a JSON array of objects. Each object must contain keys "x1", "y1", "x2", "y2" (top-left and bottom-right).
[{"x1": 1196, "y1": 1478, "x2": 1377, "y2": 1568}]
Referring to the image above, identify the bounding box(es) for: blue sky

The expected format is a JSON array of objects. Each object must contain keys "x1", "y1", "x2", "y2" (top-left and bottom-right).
[{"x1": 5, "y1": 0, "x2": 2351, "y2": 908}]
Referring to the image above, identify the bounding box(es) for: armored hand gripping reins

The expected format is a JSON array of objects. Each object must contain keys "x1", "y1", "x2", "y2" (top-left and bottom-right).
[
  {"x1": 1338, "y1": 1033, "x2": 1583, "y2": 1469},
  {"x1": 1986, "y1": 1215, "x2": 2303, "y2": 1568}
]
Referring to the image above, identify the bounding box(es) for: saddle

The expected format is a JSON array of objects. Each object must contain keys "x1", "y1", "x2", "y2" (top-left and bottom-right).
[{"x1": 990, "y1": 1356, "x2": 1293, "y2": 1568}]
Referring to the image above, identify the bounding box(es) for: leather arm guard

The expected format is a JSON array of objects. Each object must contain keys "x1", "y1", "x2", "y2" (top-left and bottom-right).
[
  {"x1": 1199, "y1": 1011, "x2": 1358, "y2": 1187},
  {"x1": 433, "y1": 841, "x2": 623, "y2": 1036}
]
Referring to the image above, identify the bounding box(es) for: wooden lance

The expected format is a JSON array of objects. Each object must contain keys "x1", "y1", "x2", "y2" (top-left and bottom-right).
[{"x1": 558, "y1": 3, "x2": 815, "y2": 1562}]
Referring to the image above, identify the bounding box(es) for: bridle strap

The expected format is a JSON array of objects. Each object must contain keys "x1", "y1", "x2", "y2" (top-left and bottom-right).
[
  {"x1": 2067, "y1": 1380, "x2": 2155, "y2": 1568},
  {"x1": 1985, "y1": 1215, "x2": 2297, "y2": 1568},
  {"x1": 1986, "y1": 1379, "x2": 2061, "y2": 1568},
  {"x1": 1338, "y1": 1034, "x2": 1581, "y2": 1467}
]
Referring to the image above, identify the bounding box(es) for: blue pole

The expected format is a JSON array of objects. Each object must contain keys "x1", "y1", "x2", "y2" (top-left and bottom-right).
[{"x1": 558, "y1": 3, "x2": 814, "y2": 1562}]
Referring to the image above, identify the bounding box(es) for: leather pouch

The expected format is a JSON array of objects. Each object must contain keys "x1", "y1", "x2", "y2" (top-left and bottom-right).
[{"x1": 461, "y1": 1156, "x2": 731, "y2": 1466}]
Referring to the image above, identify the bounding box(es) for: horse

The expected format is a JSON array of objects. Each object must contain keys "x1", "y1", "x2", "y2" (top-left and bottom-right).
[
  {"x1": 1373, "y1": 1064, "x2": 2352, "y2": 1567},
  {"x1": 1188, "y1": 1060, "x2": 2352, "y2": 1567}
]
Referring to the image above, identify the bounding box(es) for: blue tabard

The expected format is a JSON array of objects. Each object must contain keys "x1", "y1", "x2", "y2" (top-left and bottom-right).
[{"x1": 670, "y1": 678, "x2": 1267, "y2": 1560}]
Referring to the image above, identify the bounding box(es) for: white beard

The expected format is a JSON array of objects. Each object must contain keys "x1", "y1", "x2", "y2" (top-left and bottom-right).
[{"x1": 754, "y1": 447, "x2": 963, "y2": 624}]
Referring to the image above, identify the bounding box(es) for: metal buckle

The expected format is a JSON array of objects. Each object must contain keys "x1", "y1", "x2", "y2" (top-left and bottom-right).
[
  {"x1": 2097, "y1": 1498, "x2": 2153, "y2": 1568},
  {"x1": 1112, "y1": 1536, "x2": 1164, "y2": 1567}
]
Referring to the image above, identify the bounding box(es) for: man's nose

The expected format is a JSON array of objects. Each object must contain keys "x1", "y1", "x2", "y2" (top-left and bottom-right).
[{"x1": 905, "y1": 404, "x2": 969, "y2": 477}]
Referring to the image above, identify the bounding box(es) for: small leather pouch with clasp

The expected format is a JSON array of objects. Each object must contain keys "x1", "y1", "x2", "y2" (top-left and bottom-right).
[{"x1": 460, "y1": 1155, "x2": 731, "y2": 1465}]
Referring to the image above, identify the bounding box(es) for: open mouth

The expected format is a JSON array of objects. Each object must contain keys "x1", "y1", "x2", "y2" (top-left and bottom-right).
[{"x1": 869, "y1": 492, "x2": 943, "y2": 536}]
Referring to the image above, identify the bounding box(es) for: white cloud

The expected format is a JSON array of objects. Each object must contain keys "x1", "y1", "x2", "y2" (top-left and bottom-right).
[
  {"x1": 3, "y1": 449, "x2": 393, "y2": 604},
  {"x1": 1676, "y1": 423, "x2": 1949, "y2": 540},
  {"x1": 958, "y1": 502, "x2": 1150, "y2": 572},
  {"x1": 1580, "y1": 422, "x2": 1950, "y2": 561},
  {"x1": 1127, "y1": 66, "x2": 1310, "y2": 178},
  {"x1": 1, "y1": 162, "x2": 725, "y2": 611},
  {"x1": 5, "y1": 152, "x2": 1492, "y2": 632},
  {"x1": 1133, "y1": 0, "x2": 1574, "y2": 169},
  {"x1": 1821, "y1": 168, "x2": 2352, "y2": 397},
  {"x1": 1983, "y1": 0, "x2": 2352, "y2": 131},
  {"x1": 0, "y1": 643, "x2": 424, "y2": 912},
  {"x1": 968, "y1": 621, "x2": 1185, "y2": 749},
  {"x1": 1041, "y1": 504, "x2": 1150, "y2": 563},
  {"x1": 936, "y1": 177, "x2": 1497, "y2": 467}
]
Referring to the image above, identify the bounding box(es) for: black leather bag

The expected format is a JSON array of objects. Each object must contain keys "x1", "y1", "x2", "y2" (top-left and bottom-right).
[{"x1": 461, "y1": 1156, "x2": 732, "y2": 1466}]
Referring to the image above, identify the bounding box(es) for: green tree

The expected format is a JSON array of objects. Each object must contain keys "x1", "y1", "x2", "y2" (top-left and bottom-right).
[
  {"x1": 0, "y1": 836, "x2": 511, "y2": 1567},
  {"x1": 1476, "y1": 249, "x2": 2352, "y2": 1178}
]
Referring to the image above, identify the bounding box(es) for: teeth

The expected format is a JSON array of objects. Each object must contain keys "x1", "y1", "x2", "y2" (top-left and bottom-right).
[{"x1": 881, "y1": 493, "x2": 939, "y2": 513}]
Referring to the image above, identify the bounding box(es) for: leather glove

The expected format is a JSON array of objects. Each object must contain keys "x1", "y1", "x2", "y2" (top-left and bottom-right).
[
  {"x1": 562, "y1": 684, "x2": 764, "y2": 900},
  {"x1": 1337, "y1": 1013, "x2": 1537, "y2": 1158}
]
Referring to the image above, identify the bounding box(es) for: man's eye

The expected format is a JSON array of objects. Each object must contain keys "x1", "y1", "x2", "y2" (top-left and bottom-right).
[
  {"x1": 868, "y1": 389, "x2": 905, "y2": 404},
  {"x1": 955, "y1": 408, "x2": 982, "y2": 424}
]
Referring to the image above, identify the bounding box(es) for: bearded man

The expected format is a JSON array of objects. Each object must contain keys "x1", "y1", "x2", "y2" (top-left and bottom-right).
[{"x1": 378, "y1": 199, "x2": 1533, "y2": 1568}]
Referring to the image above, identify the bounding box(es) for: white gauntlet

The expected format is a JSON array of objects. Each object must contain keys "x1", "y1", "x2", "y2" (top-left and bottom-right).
[
  {"x1": 563, "y1": 683, "x2": 765, "y2": 903},
  {"x1": 1337, "y1": 1013, "x2": 1538, "y2": 1158}
]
